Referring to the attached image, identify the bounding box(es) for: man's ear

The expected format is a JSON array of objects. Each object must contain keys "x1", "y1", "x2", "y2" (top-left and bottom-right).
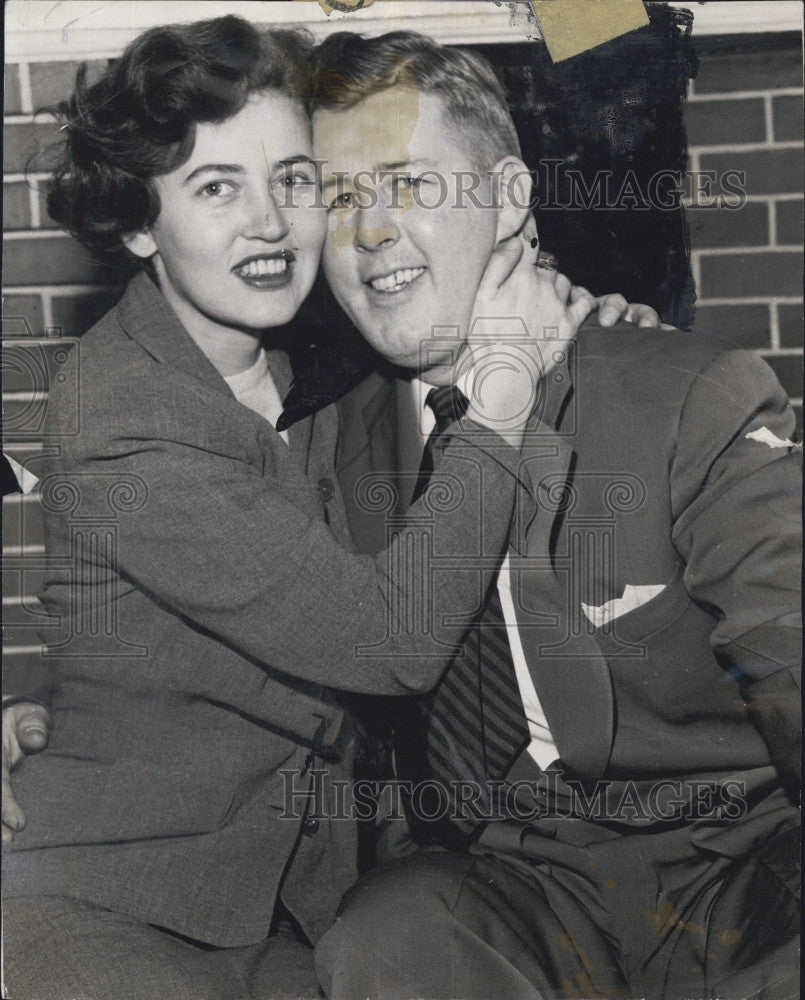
[
  {"x1": 492, "y1": 156, "x2": 533, "y2": 244},
  {"x1": 122, "y1": 229, "x2": 158, "y2": 260}
]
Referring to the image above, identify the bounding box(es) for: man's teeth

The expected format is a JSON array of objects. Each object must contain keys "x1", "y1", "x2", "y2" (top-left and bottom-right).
[
  {"x1": 370, "y1": 267, "x2": 425, "y2": 293},
  {"x1": 238, "y1": 257, "x2": 288, "y2": 277}
]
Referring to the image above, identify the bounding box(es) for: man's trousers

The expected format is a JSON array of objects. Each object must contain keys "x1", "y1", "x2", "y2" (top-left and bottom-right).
[{"x1": 315, "y1": 805, "x2": 800, "y2": 1000}]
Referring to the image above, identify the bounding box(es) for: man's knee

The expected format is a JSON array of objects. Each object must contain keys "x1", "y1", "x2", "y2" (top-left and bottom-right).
[
  {"x1": 315, "y1": 853, "x2": 473, "y2": 995},
  {"x1": 325, "y1": 854, "x2": 467, "y2": 941}
]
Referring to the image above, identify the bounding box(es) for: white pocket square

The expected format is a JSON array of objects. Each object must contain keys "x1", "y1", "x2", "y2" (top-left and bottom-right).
[
  {"x1": 581, "y1": 584, "x2": 666, "y2": 627},
  {"x1": 4, "y1": 453, "x2": 39, "y2": 494},
  {"x1": 745, "y1": 427, "x2": 795, "y2": 449}
]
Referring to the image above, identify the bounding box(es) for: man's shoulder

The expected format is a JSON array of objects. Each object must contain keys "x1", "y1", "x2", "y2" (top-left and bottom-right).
[
  {"x1": 573, "y1": 321, "x2": 771, "y2": 405},
  {"x1": 571, "y1": 322, "x2": 795, "y2": 460},
  {"x1": 576, "y1": 321, "x2": 719, "y2": 369}
]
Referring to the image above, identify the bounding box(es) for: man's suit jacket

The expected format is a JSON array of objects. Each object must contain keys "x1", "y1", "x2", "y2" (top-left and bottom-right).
[
  {"x1": 3, "y1": 272, "x2": 534, "y2": 946},
  {"x1": 335, "y1": 323, "x2": 802, "y2": 829}
]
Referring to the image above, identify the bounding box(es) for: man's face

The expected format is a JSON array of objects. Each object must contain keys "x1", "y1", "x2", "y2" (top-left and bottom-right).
[{"x1": 314, "y1": 88, "x2": 500, "y2": 370}]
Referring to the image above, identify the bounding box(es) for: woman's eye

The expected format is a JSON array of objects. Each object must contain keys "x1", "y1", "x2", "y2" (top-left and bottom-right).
[
  {"x1": 281, "y1": 172, "x2": 314, "y2": 188},
  {"x1": 199, "y1": 180, "x2": 235, "y2": 199}
]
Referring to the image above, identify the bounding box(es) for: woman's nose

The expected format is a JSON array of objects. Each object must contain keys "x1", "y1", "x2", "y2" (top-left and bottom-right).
[{"x1": 247, "y1": 188, "x2": 290, "y2": 242}]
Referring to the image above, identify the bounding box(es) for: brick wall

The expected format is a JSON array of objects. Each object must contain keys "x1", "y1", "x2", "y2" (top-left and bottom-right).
[
  {"x1": 686, "y1": 39, "x2": 803, "y2": 430},
  {"x1": 2, "y1": 36, "x2": 803, "y2": 679},
  {"x1": 3, "y1": 60, "x2": 125, "y2": 676}
]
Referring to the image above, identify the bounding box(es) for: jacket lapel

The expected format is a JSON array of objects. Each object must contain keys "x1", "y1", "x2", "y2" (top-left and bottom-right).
[
  {"x1": 266, "y1": 348, "x2": 316, "y2": 467},
  {"x1": 116, "y1": 272, "x2": 233, "y2": 397},
  {"x1": 335, "y1": 370, "x2": 417, "y2": 553},
  {"x1": 336, "y1": 349, "x2": 615, "y2": 780},
  {"x1": 117, "y1": 273, "x2": 308, "y2": 474},
  {"x1": 512, "y1": 356, "x2": 614, "y2": 780}
]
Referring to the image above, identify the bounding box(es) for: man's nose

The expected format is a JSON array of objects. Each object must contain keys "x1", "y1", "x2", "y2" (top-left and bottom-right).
[
  {"x1": 247, "y1": 188, "x2": 290, "y2": 242},
  {"x1": 354, "y1": 198, "x2": 399, "y2": 253}
]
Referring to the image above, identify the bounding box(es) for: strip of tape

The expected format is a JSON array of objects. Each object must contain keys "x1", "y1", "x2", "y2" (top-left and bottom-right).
[
  {"x1": 294, "y1": 0, "x2": 375, "y2": 15},
  {"x1": 531, "y1": 0, "x2": 649, "y2": 62}
]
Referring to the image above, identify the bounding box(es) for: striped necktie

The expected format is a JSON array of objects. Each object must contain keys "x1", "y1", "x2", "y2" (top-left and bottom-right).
[
  {"x1": 411, "y1": 385, "x2": 469, "y2": 504},
  {"x1": 408, "y1": 385, "x2": 531, "y2": 835}
]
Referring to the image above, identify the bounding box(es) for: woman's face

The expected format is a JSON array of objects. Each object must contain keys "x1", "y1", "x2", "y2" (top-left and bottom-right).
[{"x1": 128, "y1": 91, "x2": 325, "y2": 338}]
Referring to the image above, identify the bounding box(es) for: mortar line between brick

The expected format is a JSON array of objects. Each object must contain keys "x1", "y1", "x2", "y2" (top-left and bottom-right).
[
  {"x1": 695, "y1": 245, "x2": 802, "y2": 257},
  {"x1": 1, "y1": 491, "x2": 41, "y2": 506},
  {"x1": 3, "y1": 339, "x2": 78, "y2": 348},
  {"x1": 4, "y1": 111, "x2": 58, "y2": 124},
  {"x1": 697, "y1": 296, "x2": 802, "y2": 306},
  {"x1": 0, "y1": 442, "x2": 44, "y2": 452},
  {"x1": 28, "y1": 178, "x2": 40, "y2": 229},
  {"x1": 691, "y1": 140, "x2": 802, "y2": 154},
  {"x1": 3, "y1": 285, "x2": 120, "y2": 295},
  {"x1": 763, "y1": 94, "x2": 774, "y2": 144},
  {"x1": 17, "y1": 63, "x2": 33, "y2": 115},
  {"x1": 768, "y1": 196, "x2": 777, "y2": 246},
  {"x1": 3, "y1": 173, "x2": 51, "y2": 183},
  {"x1": 769, "y1": 302, "x2": 781, "y2": 350},
  {"x1": 3, "y1": 229, "x2": 73, "y2": 239},
  {"x1": 759, "y1": 347, "x2": 802, "y2": 358},
  {"x1": 745, "y1": 193, "x2": 802, "y2": 203},
  {"x1": 2, "y1": 390, "x2": 48, "y2": 402},
  {"x1": 687, "y1": 88, "x2": 803, "y2": 103},
  {"x1": 41, "y1": 291, "x2": 54, "y2": 331}
]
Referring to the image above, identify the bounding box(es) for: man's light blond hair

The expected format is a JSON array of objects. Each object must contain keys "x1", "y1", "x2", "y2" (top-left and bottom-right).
[{"x1": 310, "y1": 30, "x2": 522, "y2": 169}]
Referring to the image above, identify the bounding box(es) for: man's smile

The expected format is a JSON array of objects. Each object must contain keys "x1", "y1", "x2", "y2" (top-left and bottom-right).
[{"x1": 366, "y1": 266, "x2": 426, "y2": 294}]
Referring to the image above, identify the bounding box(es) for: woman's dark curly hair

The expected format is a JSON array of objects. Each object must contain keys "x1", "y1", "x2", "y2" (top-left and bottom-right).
[{"x1": 45, "y1": 15, "x2": 314, "y2": 257}]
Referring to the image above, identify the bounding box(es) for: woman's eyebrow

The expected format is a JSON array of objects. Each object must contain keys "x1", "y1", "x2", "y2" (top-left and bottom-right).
[{"x1": 182, "y1": 163, "x2": 245, "y2": 185}]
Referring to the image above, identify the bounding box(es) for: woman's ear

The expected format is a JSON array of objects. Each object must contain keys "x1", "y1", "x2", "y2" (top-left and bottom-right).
[
  {"x1": 492, "y1": 156, "x2": 534, "y2": 244},
  {"x1": 122, "y1": 229, "x2": 158, "y2": 260}
]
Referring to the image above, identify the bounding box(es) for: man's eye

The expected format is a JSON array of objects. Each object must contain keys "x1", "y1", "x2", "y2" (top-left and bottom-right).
[
  {"x1": 328, "y1": 191, "x2": 356, "y2": 211},
  {"x1": 395, "y1": 174, "x2": 423, "y2": 190}
]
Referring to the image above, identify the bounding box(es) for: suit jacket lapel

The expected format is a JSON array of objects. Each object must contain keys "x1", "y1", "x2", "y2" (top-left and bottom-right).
[
  {"x1": 512, "y1": 355, "x2": 614, "y2": 780},
  {"x1": 335, "y1": 370, "x2": 418, "y2": 553},
  {"x1": 337, "y1": 350, "x2": 615, "y2": 780},
  {"x1": 393, "y1": 375, "x2": 425, "y2": 508},
  {"x1": 364, "y1": 378, "x2": 406, "y2": 519}
]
